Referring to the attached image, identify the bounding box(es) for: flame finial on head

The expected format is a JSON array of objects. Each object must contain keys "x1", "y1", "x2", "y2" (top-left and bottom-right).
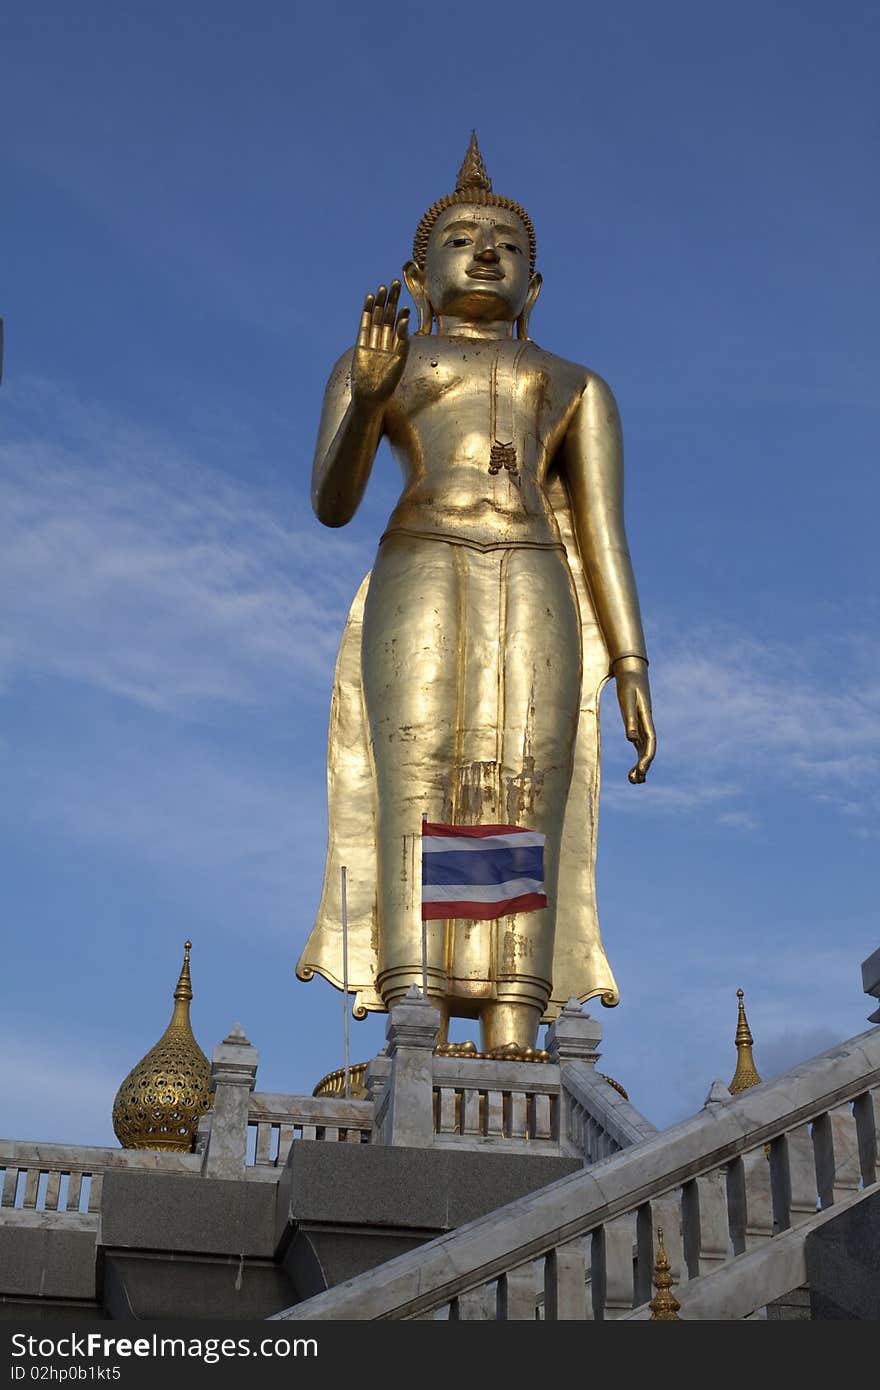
[
  {"x1": 456, "y1": 131, "x2": 493, "y2": 194},
  {"x1": 412, "y1": 134, "x2": 536, "y2": 272}
]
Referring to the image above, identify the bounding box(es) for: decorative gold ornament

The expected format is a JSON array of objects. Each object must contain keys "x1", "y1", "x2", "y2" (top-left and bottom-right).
[
  {"x1": 412, "y1": 132, "x2": 537, "y2": 272},
  {"x1": 312, "y1": 1062, "x2": 369, "y2": 1100},
  {"x1": 729, "y1": 988, "x2": 762, "y2": 1094},
  {"x1": 598, "y1": 1073, "x2": 629, "y2": 1101},
  {"x1": 112, "y1": 941, "x2": 212, "y2": 1151},
  {"x1": 648, "y1": 1227, "x2": 681, "y2": 1320},
  {"x1": 434, "y1": 1041, "x2": 550, "y2": 1062}
]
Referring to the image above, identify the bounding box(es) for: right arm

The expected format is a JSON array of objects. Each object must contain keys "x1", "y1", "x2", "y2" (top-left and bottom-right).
[{"x1": 311, "y1": 281, "x2": 409, "y2": 527}]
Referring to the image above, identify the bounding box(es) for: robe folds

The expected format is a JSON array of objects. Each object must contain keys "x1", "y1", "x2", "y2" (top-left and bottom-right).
[{"x1": 296, "y1": 472, "x2": 620, "y2": 1022}]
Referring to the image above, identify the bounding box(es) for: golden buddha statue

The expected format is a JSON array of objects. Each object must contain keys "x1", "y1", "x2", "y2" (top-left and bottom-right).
[{"x1": 297, "y1": 135, "x2": 656, "y2": 1054}]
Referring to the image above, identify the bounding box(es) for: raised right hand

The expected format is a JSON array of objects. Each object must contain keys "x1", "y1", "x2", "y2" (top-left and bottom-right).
[{"x1": 351, "y1": 280, "x2": 410, "y2": 406}]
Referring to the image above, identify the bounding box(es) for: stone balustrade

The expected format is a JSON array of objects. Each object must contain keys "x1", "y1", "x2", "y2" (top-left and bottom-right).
[
  {"x1": 246, "y1": 1092, "x2": 373, "y2": 1168},
  {"x1": 271, "y1": 1025, "x2": 880, "y2": 1321},
  {"x1": 0, "y1": 1141, "x2": 200, "y2": 1224}
]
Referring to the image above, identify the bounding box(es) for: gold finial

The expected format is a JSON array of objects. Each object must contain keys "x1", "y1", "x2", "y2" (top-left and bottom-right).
[
  {"x1": 729, "y1": 987, "x2": 762, "y2": 1094},
  {"x1": 174, "y1": 940, "x2": 194, "y2": 1002},
  {"x1": 455, "y1": 131, "x2": 492, "y2": 193},
  {"x1": 412, "y1": 136, "x2": 537, "y2": 272},
  {"x1": 648, "y1": 1227, "x2": 681, "y2": 1320},
  {"x1": 112, "y1": 940, "x2": 212, "y2": 1152}
]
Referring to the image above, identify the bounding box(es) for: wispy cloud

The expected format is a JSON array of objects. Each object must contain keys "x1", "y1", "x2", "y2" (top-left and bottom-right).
[
  {"x1": 0, "y1": 378, "x2": 372, "y2": 716},
  {"x1": 604, "y1": 621, "x2": 880, "y2": 828}
]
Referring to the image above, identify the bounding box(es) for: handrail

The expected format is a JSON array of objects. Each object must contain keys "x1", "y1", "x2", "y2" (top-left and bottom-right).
[{"x1": 272, "y1": 1026, "x2": 880, "y2": 1320}]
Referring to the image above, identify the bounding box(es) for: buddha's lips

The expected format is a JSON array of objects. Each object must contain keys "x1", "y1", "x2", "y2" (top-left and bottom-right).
[{"x1": 466, "y1": 266, "x2": 504, "y2": 280}]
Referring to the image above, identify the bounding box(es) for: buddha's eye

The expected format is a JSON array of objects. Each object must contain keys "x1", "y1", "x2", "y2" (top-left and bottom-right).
[
  {"x1": 445, "y1": 235, "x2": 472, "y2": 247},
  {"x1": 500, "y1": 243, "x2": 522, "y2": 254}
]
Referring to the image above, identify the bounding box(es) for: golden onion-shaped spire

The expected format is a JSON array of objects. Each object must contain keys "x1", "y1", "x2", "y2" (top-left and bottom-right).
[
  {"x1": 728, "y1": 987, "x2": 762, "y2": 1094},
  {"x1": 648, "y1": 1227, "x2": 681, "y2": 1320},
  {"x1": 112, "y1": 940, "x2": 212, "y2": 1151}
]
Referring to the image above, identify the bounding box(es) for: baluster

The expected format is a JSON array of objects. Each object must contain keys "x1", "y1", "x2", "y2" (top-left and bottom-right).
[
  {"x1": 829, "y1": 1102, "x2": 862, "y2": 1200},
  {"x1": 1, "y1": 1168, "x2": 18, "y2": 1207},
  {"x1": 589, "y1": 1223, "x2": 631, "y2": 1317},
  {"x1": 545, "y1": 1238, "x2": 589, "y2": 1319},
  {"x1": 727, "y1": 1150, "x2": 773, "y2": 1253},
  {"x1": 646, "y1": 1196, "x2": 685, "y2": 1289},
  {"x1": 509, "y1": 1091, "x2": 528, "y2": 1139},
  {"x1": 67, "y1": 1173, "x2": 83, "y2": 1212},
  {"x1": 497, "y1": 1263, "x2": 537, "y2": 1320},
  {"x1": 44, "y1": 1171, "x2": 61, "y2": 1212},
  {"x1": 254, "y1": 1122, "x2": 273, "y2": 1165},
  {"x1": 682, "y1": 1171, "x2": 729, "y2": 1279},
  {"x1": 813, "y1": 1106, "x2": 860, "y2": 1209},
  {"x1": 322, "y1": 1126, "x2": 340, "y2": 1143},
  {"x1": 533, "y1": 1092, "x2": 552, "y2": 1140},
  {"x1": 569, "y1": 1101, "x2": 582, "y2": 1153},
  {"x1": 485, "y1": 1090, "x2": 504, "y2": 1138},
  {"x1": 581, "y1": 1109, "x2": 592, "y2": 1159},
  {"x1": 87, "y1": 1173, "x2": 103, "y2": 1212},
  {"x1": 771, "y1": 1126, "x2": 816, "y2": 1231},
  {"x1": 300, "y1": 1124, "x2": 317, "y2": 1141},
  {"x1": 854, "y1": 1088, "x2": 880, "y2": 1185},
  {"x1": 450, "y1": 1286, "x2": 494, "y2": 1319},
  {"x1": 635, "y1": 1203, "x2": 653, "y2": 1305},
  {"x1": 437, "y1": 1087, "x2": 457, "y2": 1134},
  {"x1": 461, "y1": 1088, "x2": 481, "y2": 1136},
  {"x1": 277, "y1": 1125, "x2": 296, "y2": 1164},
  {"x1": 602, "y1": 1213, "x2": 637, "y2": 1318},
  {"x1": 23, "y1": 1170, "x2": 40, "y2": 1209}
]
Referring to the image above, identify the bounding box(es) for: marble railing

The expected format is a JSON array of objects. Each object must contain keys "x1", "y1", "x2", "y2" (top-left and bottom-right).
[
  {"x1": 245, "y1": 1092, "x2": 373, "y2": 1169},
  {"x1": 0, "y1": 1141, "x2": 199, "y2": 1221},
  {"x1": 560, "y1": 1062, "x2": 657, "y2": 1162},
  {"x1": 271, "y1": 1027, "x2": 880, "y2": 1321},
  {"x1": 430, "y1": 1059, "x2": 561, "y2": 1153},
  {"x1": 426, "y1": 1058, "x2": 655, "y2": 1158}
]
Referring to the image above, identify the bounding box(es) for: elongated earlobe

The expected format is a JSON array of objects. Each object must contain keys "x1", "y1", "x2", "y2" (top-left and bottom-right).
[
  {"x1": 516, "y1": 272, "x2": 543, "y2": 341},
  {"x1": 403, "y1": 260, "x2": 434, "y2": 335}
]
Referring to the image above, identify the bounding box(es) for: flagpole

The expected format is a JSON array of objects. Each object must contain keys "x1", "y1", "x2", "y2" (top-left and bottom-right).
[
  {"x1": 341, "y1": 864, "x2": 350, "y2": 1100},
  {"x1": 420, "y1": 813, "x2": 428, "y2": 999}
]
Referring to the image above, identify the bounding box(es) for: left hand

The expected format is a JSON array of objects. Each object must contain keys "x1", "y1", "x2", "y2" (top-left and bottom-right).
[{"x1": 613, "y1": 656, "x2": 656, "y2": 784}]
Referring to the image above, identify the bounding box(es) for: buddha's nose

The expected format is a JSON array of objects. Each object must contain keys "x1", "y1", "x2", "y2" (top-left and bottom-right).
[{"x1": 474, "y1": 241, "x2": 500, "y2": 264}]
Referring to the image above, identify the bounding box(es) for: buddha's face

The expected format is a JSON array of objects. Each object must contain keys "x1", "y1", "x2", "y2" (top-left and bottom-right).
[{"x1": 425, "y1": 202, "x2": 532, "y2": 321}]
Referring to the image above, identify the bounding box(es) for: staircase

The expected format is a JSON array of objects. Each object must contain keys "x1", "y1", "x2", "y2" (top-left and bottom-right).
[{"x1": 270, "y1": 1026, "x2": 880, "y2": 1320}]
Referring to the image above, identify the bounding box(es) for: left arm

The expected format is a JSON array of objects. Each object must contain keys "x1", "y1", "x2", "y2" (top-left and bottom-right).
[{"x1": 560, "y1": 373, "x2": 656, "y2": 783}]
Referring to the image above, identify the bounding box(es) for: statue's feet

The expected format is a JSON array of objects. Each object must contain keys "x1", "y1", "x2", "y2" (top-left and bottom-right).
[
  {"x1": 485, "y1": 1043, "x2": 550, "y2": 1063},
  {"x1": 435, "y1": 1039, "x2": 479, "y2": 1058}
]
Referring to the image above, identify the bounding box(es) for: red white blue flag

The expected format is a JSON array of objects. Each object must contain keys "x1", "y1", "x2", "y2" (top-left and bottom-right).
[{"x1": 421, "y1": 823, "x2": 547, "y2": 921}]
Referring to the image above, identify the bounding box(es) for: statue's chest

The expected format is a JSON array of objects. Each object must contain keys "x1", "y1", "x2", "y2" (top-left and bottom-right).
[{"x1": 392, "y1": 345, "x2": 563, "y2": 445}]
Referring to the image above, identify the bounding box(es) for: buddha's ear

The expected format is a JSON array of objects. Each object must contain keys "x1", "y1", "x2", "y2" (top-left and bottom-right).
[
  {"x1": 516, "y1": 272, "x2": 543, "y2": 341},
  {"x1": 403, "y1": 260, "x2": 434, "y2": 335}
]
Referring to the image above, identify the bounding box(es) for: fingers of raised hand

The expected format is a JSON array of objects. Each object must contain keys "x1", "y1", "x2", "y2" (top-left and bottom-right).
[
  {"x1": 357, "y1": 292, "x2": 376, "y2": 348},
  {"x1": 380, "y1": 281, "x2": 400, "y2": 350},
  {"x1": 358, "y1": 281, "x2": 408, "y2": 352}
]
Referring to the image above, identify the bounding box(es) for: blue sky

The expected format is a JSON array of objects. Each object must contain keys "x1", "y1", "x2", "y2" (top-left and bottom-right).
[{"x1": 2, "y1": 1, "x2": 878, "y2": 1144}]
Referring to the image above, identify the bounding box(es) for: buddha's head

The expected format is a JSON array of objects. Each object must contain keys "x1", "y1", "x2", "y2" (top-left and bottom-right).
[{"x1": 405, "y1": 134, "x2": 542, "y2": 337}]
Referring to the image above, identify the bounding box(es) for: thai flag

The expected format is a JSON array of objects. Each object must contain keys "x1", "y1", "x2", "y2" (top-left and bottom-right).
[{"x1": 421, "y1": 823, "x2": 547, "y2": 921}]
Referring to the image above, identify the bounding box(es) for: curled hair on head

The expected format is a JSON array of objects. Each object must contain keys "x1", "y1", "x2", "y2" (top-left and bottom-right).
[{"x1": 412, "y1": 133, "x2": 537, "y2": 273}]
